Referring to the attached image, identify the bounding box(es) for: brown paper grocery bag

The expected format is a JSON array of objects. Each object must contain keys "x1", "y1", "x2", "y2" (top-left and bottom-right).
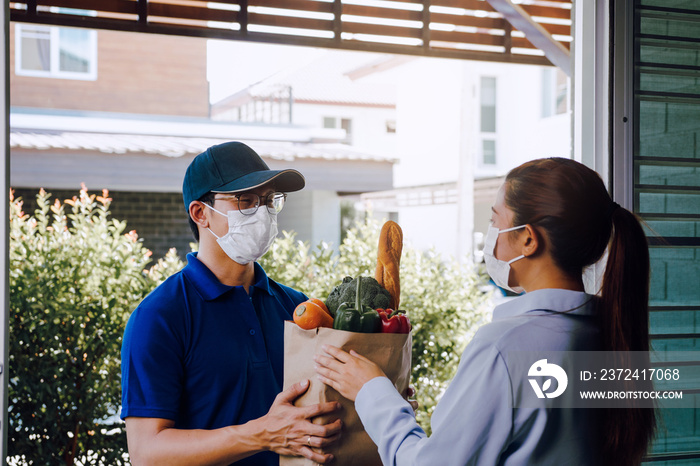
[{"x1": 281, "y1": 321, "x2": 412, "y2": 466}]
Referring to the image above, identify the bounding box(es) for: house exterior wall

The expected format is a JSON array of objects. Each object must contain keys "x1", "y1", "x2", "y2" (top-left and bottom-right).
[
  {"x1": 291, "y1": 102, "x2": 397, "y2": 157},
  {"x1": 10, "y1": 147, "x2": 194, "y2": 193},
  {"x1": 266, "y1": 157, "x2": 393, "y2": 194},
  {"x1": 10, "y1": 27, "x2": 209, "y2": 117},
  {"x1": 361, "y1": 58, "x2": 571, "y2": 260},
  {"x1": 378, "y1": 58, "x2": 570, "y2": 187},
  {"x1": 398, "y1": 203, "x2": 461, "y2": 260},
  {"x1": 391, "y1": 58, "x2": 465, "y2": 189},
  {"x1": 12, "y1": 187, "x2": 193, "y2": 260},
  {"x1": 309, "y1": 190, "x2": 342, "y2": 247},
  {"x1": 10, "y1": 145, "x2": 394, "y2": 198},
  {"x1": 465, "y1": 61, "x2": 571, "y2": 178},
  {"x1": 279, "y1": 189, "x2": 341, "y2": 248}
]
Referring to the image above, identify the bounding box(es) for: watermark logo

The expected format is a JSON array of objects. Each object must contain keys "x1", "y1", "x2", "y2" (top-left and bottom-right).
[
  {"x1": 528, "y1": 359, "x2": 568, "y2": 399},
  {"x1": 508, "y1": 351, "x2": 689, "y2": 409}
]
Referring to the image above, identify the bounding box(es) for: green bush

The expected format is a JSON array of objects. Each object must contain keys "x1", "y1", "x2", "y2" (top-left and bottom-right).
[
  {"x1": 260, "y1": 217, "x2": 491, "y2": 432},
  {"x1": 8, "y1": 187, "x2": 184, "y2": 465}
]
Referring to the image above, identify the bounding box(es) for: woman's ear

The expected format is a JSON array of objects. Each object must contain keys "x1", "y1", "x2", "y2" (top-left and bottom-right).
[
  {"x1": 189, "y1": 201, "x2": 210, "y2": 230},
  {"x1": 520, "y1": 224, "x2": 541, "y2": 257}
]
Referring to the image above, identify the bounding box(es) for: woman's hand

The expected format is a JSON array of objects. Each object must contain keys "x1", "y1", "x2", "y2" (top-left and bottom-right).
[
  {"x1": 406, "y1": 386, "x2": 419, "y2": 412},
  {"x1": 314, "y1": 344, "x2": 386, "y2": 401}
]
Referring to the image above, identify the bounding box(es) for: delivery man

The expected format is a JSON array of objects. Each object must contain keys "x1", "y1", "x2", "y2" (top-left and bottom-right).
[{"x1": 121, "y1": 141, "x2": 342, "y2": 465}]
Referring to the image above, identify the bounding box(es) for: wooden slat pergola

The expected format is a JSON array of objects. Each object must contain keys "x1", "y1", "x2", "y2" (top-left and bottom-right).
[{"x1": 9, "y1": 0, "x2": 572, "y2": 71}]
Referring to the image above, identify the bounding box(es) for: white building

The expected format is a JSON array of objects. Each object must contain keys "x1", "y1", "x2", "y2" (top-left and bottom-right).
[
  {"x1": 211, "y1": 50, "x2": 400, "y2": 157},
  {"x1": 209, "y1": 46, "x2": 571, "y2": 261},
  {"x1": 360, "y1": 56, "x2": 571, "y2": 261}
]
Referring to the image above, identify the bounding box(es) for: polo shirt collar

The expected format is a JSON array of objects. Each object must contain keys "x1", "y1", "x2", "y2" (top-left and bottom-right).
[
  {"x1": 493, "y1": 288, "x2": 597, "y2": 321},
  {"x1": 251, "y1": 262, "x2": 272, "y2": 295},
  {"x1": 183, "y1": 253, "x2": 272, "y2": 301}
]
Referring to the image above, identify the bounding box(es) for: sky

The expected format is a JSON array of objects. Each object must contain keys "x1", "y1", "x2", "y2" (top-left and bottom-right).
[{"x1": 206, "y1": 40, "x2": 327, "y2": 104}]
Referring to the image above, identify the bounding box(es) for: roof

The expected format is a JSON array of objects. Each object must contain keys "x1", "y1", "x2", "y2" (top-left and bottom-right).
[
  {"x1": 9, "y1": 109, "x2": 397, "y2": 162},
  {"x1": 10, "y1": 130, "x2": 397, "y2": 163},
  {"x1": 9, "y1": 110, "x2": 396, "y2": 194}
]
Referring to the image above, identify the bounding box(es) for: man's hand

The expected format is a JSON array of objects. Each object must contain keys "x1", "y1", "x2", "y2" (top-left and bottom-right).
[{"x1": 259, "y1": 379, "x2": 342, "y2": 464}]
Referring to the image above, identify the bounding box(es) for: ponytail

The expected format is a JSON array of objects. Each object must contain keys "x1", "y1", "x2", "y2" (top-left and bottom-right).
[
  {"x1": 600, "y1": 206, "x2": 651, "y2": 353},
  {"x1": 599, "y1": 206, "x2": 656, "y2": 466}
]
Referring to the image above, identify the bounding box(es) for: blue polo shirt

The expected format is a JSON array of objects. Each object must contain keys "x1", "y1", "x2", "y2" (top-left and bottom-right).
[{"x1": 121, "y1": 252, "x2": 307, "y2": 466}]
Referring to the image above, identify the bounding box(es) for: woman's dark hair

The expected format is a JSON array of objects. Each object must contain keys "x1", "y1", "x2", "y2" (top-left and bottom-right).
[
  {"x1": 187, "y1": 191, "x2": 216, "y2": 242},
  {"x1": 504, "y1": 157, "x2": 655, "y2": 465}
]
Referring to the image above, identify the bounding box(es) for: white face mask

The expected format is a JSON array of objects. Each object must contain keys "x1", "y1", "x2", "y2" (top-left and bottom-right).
[
  {"x1": 483, "y1": 224, "x2": 526, "y2": 294},
  {"x1": 206, "y1": 204, "x2": 278, "y2": 265}
]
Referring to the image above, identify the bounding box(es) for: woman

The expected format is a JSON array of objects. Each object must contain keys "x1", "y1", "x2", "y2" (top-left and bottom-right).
[{"x1": 315, "y1": 158, "x2": 656, "y2": 465}]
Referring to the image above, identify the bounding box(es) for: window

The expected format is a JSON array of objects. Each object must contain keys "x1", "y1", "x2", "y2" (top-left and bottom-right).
[
  {"x1": 323, "y1": 116, "x2": 336, "y2": 129},
  {"x1": 631, "y1": 2, "x2": 700, "y2": 463},
  {"x1": 481, "y1": 140, "x2": 496, "y2": 165},
  {"x1": 541, "y1": 68, "x2": 569, "y2": 118},
  {"x1": 322, "y1": 116, "x2": 353, "y2": 144},
  {"x1": 480, "y1": 77, "x2": 497, "y2": 166},
  {"x1": 480, "y1": 77, "x2": 496, "y2": 132},
  {"x1": 340, "y1": 118, "x2": 352, "y2": 144},
  {"x1": 15, "y1": 22, "x2": 97, "y2": 80}
]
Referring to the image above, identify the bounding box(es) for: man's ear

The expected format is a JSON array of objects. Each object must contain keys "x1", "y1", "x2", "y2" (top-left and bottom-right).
[
  {"x1": 520, "y1": 224, "x2": 541, "y2": 257},
  {"x1": 189, "y1": 201, "x2": 210, "y2": 230}
]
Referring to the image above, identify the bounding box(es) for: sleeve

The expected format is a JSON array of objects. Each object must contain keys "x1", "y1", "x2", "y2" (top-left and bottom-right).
[
  {"x1": 355, "y1": 334, "x2": 513, "y2": 466},
  {"x1": 120, "y1": 290, "x2": 187, "y2": 421}
]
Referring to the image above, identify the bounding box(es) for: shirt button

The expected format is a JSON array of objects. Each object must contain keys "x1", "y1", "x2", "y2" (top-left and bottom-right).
[{"x1": 249, "y1": 329, "x2": 256, "y2": 336}]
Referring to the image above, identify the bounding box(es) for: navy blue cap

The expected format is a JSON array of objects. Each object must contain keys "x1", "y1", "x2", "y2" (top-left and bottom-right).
[{"x1": 183, "y1": 141, "x2": 305, "y2": 210}]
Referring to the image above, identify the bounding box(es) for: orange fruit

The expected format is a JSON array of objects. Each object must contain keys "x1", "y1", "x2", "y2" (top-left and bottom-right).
[
  {"x1": 293, "y1": 300, "x2": 334, "y2": 330},
  {"x1": 309, "y1": 298, "x2": 331, "y2": 316}
]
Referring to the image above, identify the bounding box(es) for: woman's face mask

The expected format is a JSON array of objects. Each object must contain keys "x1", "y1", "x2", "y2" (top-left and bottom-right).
[
  {"x1": 206, "y1": 204, "x2": 278, "y2": 265},
  {"x1": 482, "y1": 224, "x2": 526, "y2": 294}
]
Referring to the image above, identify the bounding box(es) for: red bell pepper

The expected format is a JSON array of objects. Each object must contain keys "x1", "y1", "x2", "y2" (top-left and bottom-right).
[{"x1": 378, "y1": 309, "x2": 411, "y2": 334}]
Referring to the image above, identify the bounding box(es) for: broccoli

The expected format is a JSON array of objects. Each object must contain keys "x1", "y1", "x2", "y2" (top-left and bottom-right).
[{"x1": 325, "y1": 276, "x2": 392, "y2": 317}]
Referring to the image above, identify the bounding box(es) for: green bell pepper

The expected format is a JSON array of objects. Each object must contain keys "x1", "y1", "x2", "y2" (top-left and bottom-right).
[{"x1": 332, "y1": 276, "x2": 381, "y2": 333}]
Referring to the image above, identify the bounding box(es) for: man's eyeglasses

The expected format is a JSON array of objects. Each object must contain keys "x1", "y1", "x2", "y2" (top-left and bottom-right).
[{"x1": 214, "y1": 192, "x2": 287, "y2": 216}]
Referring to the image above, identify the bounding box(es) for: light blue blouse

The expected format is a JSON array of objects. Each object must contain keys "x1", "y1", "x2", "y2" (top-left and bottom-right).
[{"x1": 355, "y1": 289, "x2": 602, "y2": 466}]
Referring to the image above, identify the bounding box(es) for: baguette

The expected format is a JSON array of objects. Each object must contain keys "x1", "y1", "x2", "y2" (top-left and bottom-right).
[{"x1": 375, "y1": 220, "x2": 403, "y2": 309}]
